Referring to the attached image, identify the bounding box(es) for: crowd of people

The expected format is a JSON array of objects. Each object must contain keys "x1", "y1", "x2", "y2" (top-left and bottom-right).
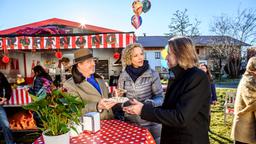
[{"x1": 1, "y1": 35, "x2": 256, "y2": 144}]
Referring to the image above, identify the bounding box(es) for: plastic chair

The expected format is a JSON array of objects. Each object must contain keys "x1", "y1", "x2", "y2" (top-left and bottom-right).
[{"x1": 223, "y1": 91, "x2": 236, "y2": 124}]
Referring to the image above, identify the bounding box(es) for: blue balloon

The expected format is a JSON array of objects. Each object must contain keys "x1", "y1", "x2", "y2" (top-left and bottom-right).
[{"x1": 142, "y1": 0, "x2": 151, "y2": 13}]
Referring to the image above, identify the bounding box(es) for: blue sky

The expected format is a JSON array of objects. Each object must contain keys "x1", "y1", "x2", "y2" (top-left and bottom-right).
[{"x1": 0, "y1": 0, "x2": 255, "y2": 36}]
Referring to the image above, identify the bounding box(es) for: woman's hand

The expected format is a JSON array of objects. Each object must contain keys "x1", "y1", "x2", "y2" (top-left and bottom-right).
[
  {"x1": 123, "y1": 99, "x2": 143, "y2": 115},
  {"x1": 98, "y1": 98, "x2": 117, "y2": 110},
  {"x1": 112, "y1": 88, "x2": 126, "y2": 97}
]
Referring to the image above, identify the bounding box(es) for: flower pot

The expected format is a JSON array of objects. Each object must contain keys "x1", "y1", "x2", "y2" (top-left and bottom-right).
[
  {"x1": 42, "y1": 130, "x2": 70, "y2": 144},
  {"x1": 70, "y1": 123, "x2": 83, "y2": 137}
]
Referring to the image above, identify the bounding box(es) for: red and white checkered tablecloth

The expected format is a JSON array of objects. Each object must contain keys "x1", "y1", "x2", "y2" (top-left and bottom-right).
[
  {"x1": 4, "y1": 87, "x2": 31, "y2": 106},
  {"x1": 33, "y1": 120, "x2": 156, "y2": 144}
]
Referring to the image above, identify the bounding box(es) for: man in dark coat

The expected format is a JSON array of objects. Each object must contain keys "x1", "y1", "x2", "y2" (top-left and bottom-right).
[
  {"x1": 123, "y1": 36, "x2": 211, "y2": 144},
  {"x1": 0, "y1": 71, "x2": 14, "y2": 144}
]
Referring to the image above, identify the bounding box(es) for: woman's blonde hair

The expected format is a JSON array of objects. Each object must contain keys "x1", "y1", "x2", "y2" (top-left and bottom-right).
[
  {"x1": 122, "y1": 43, "x2": 144, "y2": 66},
  {"x1": 168, "y1": 36, "x2": 199, "y2": 69},
  {"x1": 246, "y1": 56, "x2": 256, "y2": 72}
]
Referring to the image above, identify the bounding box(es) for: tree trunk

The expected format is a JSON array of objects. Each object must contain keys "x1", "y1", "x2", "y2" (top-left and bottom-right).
[
  {"x1": 219, "y1": 58, "x2": 222, "y2": 80},
  {"x1": 226, "y1": 57, "x2": 241, "y2": 78}
]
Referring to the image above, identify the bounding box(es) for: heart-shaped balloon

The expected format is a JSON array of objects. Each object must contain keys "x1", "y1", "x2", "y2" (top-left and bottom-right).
[
  {"x1": 131, "y1": 15, "x2": 142, "y2": 29},
  {"x1": 132, "y1": 1, "x2": 143, "y2": 15},
  {"x1": 142, "y1": 0, "x2": 151, "y2": 13}
]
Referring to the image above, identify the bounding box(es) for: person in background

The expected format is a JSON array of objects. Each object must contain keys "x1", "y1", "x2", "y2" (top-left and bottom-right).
[
  {"x1": 28, "y1": 65, "x2": 53, "y2": 96},
  {"x1": 63, "y1": 49, "x2": 117, "y2": 120},
  {"x1": 199, "y1": 63, "x2": 217, "y2": 131},
  {"x1": 53, "y1": 61, "x2": 62, "y2": 88},
  {"x1": 231, "y1": 56, "x2": 256, "y2": 144},
  {"x1": 61, "y1": 57, "x2": 72, "y2": 80},
  {"x1": 114, "y1": 43, "x2": 163, "y2": 144},
  {"x1": 123, "y1": 36, "x2": 211, "y2": 144},
  {"x1": 109, "y1": 70, "x2": 119, "y2": 87},
  {"x1": 28, "y1": 65, "x2": 53, "y2": 127},
  {"x1": 0, "y1": 71, "x2": 14, "y2": 144}
]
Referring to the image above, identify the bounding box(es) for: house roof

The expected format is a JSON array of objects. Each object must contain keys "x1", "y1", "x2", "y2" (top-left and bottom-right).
[
  {"x1": 191, "y1": 36, "x2": 251, "y2": 46},
  {"x1": 0, "y1": 18, "x2": 122, "y2": 35},
  {"x1": 137, "y1": 36, "x2": 170, "y2": 47},
  {"x1": 137, "y1": 35, "x2": 251, "y2": 48}
]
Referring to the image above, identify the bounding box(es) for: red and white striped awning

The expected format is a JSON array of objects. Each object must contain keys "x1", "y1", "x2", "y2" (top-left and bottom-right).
[{"x1": 0, "y1": 32, "x2": 135, "y2": 50}]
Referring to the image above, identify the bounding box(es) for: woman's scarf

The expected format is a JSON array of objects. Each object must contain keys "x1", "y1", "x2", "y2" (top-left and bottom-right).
[{"x1": 125, "y1": 60, "x2": 149, "y2": 82}]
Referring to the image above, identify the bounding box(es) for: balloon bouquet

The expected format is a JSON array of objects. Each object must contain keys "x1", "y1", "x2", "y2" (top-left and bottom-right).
[{"x1": 131, "y1": 0, "x2": 151, "y2": 29}]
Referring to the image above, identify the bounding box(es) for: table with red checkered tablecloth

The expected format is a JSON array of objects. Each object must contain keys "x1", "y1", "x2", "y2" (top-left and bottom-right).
[{"x1": 33, "y1": 120, "x2": 156, "y2": 144}]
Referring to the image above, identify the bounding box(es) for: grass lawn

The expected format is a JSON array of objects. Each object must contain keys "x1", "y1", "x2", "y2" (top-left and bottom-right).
[{"x1": 209, "y1": 88, "x2": 236, "y2": 144}]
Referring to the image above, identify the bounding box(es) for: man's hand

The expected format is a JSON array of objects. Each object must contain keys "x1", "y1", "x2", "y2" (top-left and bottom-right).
[
  {"x1": 123, "y1": 99, "x2": 143, "y2": 115},
  {"x1": 0, "y1": 97, "x2": 7, "y2": 105},
  {"x1": 98, "y1": 98, "x2": 117, "y2": 110}
]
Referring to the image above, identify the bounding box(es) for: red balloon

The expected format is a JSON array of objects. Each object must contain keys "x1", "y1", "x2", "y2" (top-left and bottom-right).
[
  {"x1": 113, "y1": 52, "x2": 120, "y2": 59},
  {"x1": 2, "y1": 55, "x2": 10, "y2": 63},
  {"x1": 55, "y1": 51, "x2": 63, "y2": 59}
]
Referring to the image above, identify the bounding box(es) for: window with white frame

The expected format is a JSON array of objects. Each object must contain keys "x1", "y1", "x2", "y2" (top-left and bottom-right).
[{"x1": 155, "y1": 52, "x2": 160, "y2": 59}]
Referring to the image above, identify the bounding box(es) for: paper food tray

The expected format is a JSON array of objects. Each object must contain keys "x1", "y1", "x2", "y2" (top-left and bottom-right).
[{"x1": 106, "y1": 97, "x2": 129, "y2": 103}]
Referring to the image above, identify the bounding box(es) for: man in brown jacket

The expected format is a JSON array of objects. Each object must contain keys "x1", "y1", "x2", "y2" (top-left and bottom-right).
[{"x1": 63, "y1": 49, "x2": 116, "y2": 120}]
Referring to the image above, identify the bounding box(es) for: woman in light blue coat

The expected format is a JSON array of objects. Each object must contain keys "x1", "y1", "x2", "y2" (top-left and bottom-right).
[{"x1": 114, "y1": 43, "x2": 163, "y2": 144}]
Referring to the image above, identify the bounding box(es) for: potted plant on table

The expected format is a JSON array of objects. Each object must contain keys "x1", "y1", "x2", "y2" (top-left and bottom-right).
[{"x1": 23, "y1": 79, "x2": 85, "y2": 144}]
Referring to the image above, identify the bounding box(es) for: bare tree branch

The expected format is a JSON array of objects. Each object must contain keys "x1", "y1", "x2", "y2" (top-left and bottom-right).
[
  {"x1": 233, "y1": 8, "x2": 256, "y2": 43},
  {"x1": 210, "y1": 15, "x2": 232, "y2": 36},
  {"x1": 209, "y1": 8, "x2": 256, "y2": 78}
]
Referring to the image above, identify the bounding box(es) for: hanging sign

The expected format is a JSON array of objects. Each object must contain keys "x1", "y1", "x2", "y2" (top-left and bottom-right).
[{"x1": 0, "y1": 33, "x2": 135, "y2": 50}]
